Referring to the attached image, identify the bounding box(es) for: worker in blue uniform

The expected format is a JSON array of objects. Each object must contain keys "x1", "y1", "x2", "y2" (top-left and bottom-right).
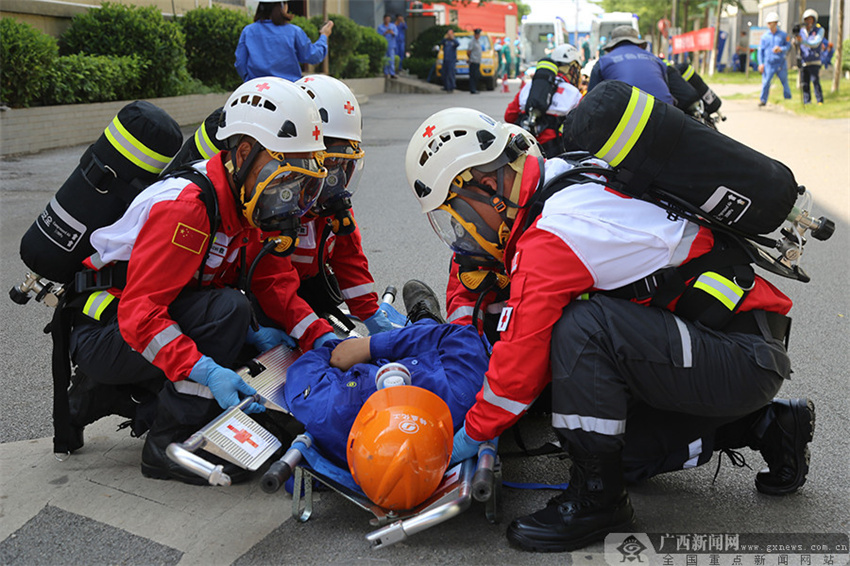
[
  {"x1": 235, "y1": 0, "x2": 332, "y2": 82},
  {"x1": 758, "y1": 12, "x2": 792, "y2": 107},
  {"x1": 587, "y1": 26, "x2": 675, "y2": 105},
  {"x1": 283, "y1": 281, "x2": 488, "y2": 467}
]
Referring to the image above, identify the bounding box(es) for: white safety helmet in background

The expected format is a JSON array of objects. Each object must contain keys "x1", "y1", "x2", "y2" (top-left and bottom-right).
[
  {"x1": 550, "y1": 43, "x2": 582, "y2": 67},
  {"x1": 765, "y1": 12, "x2": 780, "y2": 24},
  {"x1": 217, "y1": 76, "x2": 325, "y2": 153},
  {"x1": 295, "y1": 75, "x2": 362, "y2": 142},
  {"x1": 802, "y1": 9, "x2": 818, "y2": 22},
  {"x1": 406, "y1": 108, "x2": 517, "y2": 213},
  {"x1": 295, "y1": 74, "x2": 366, "y2": 223}
]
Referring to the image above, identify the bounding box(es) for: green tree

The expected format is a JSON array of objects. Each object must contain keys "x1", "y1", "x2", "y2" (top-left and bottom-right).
[
  {"x1": 0, "y1": 18, "x2": 58, "y2": 107},
  {"x1": 60, "y1": 2, "x2": 190, "y2": 98},
  {"x1": 180, "y1": 6, "x2": 251, "y2": 90}
]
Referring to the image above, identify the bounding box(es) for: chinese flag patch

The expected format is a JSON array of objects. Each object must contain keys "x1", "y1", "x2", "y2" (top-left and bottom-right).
[{"x1": 172, "y1": 223, "x2": 208, "y2": 254}]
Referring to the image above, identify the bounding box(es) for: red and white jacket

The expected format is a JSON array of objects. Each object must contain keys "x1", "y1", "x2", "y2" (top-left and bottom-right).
[
  {"x1": 290, "y1": 215, "x2": 379, "y2": 321},
  {"x1": 87, "y1": 154, "x2": 333, "y2": 383},
  {"x1": 504, "y1": 76, "x2": 582, "y2": 146},
  {"x1": 463, "y1": 157, "x2": 793, "y2": 442}
]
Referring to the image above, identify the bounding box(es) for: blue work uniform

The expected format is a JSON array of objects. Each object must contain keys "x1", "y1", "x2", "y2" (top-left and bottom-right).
[
  {"x1": 396, "y1": 21, "x2": 407, "y2": 72},
  {"x1": 378, "y1": 22, "x2": 398, "y2": 76},
  {"x1": 284, "y1": 321, "x2": 489, "y2": 467},
  {"x1": 441, "y1": 37, "x2": 460, "y2": 92},
  {"x1": 757, "y1": 28, "x2": 792, "y2": 104},
  {"x1": 799, "y1": 24, "x2": 825, "y2": 104},
  {"x1": 235, "y1": 21, "x2": 328, "y2": 82},
  {"x1": 587, "y1": 43, "x2": 675, "y2": 104}
]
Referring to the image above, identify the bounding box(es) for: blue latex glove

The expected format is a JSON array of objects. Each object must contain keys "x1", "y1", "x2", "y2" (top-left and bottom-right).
[
  {"x1": 312, "y1": 332, "x2": 337, "y2": 349},
  {"x1": 189, "y1": 355, "x2": 265, "y2": 414},
  {"x1": 450, "y1": 423, "x2": 496, "y2": 465},
  {"x1": 246, "y1": 325, "x2": 297, "y2": 352},
  {"x1": 363, "y1": 307, "x2": 395, "y2": 335}
]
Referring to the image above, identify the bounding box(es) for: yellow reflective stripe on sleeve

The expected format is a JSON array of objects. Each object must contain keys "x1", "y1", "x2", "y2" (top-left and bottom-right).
[
  {"x1": 681, "y1": 64, "x2": 695, "y2": 80},
  {"x1": 595, "y1": 87, "x2": 655, "y2": 167},
  {"x1": 105, "y1": 116, "x2": 172, "y2": 174},
  {"x1": 693, "y1": 271, "x2": 744, "y2": 311},
  {"x1": 82, "y1": 291, "x2": 116, "y2": 321},
  {"x1": 536, "y1": 60, "x2": 559, "y2": 74},
  {"x1": 194, "y1": 121, "x2": 219, "y2": 160}
]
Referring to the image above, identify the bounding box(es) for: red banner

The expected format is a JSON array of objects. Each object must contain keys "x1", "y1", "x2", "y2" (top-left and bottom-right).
[{"x1": 671, "y1": 27, "x2": 715, "y2": 53}]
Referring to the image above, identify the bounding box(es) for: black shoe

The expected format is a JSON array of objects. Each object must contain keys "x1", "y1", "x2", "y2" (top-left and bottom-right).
[
  {"x1": 758, "y1": 101, "x2": 767, "y2": 107},
  {"x1": 506, "y1": 451, "x2": 635, "y2": 552},
  {"x1": 755, "y1": 398, "x2": 815, "y2": 495},
  {"x1": 402, "y1": 280, "x2": 445, "y2": 324},
  {"x1": 141, "y1": 434, "x2": 251, "y2": 486},
  {"x1": 67, "y1": 372, "x2": 157, "y2": 451}
]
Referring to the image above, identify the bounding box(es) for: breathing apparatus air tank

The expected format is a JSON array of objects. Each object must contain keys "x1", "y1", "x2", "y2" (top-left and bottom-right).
[{"x1": 16, "y1": 101, "x2": 182, "y2": 289}]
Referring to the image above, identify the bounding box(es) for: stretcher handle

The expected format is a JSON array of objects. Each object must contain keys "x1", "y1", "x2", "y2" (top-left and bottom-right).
[
  {"x1": 260, "y1": 434, "x2": 311, "y2": 494},
  {"x1": 472, "y1": 442, "x2": 497, "y2": 502},
  {"x1": 381, "y1": 285, "x2": 397, "y2": 305}
]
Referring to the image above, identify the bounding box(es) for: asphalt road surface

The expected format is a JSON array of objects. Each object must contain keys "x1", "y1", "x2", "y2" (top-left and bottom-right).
[{"x1": 1, "y1": 81, "x2": 848, "y2": 565}]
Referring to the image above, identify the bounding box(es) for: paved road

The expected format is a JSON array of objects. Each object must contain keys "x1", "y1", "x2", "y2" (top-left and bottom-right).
[{"x1": 1, "y1": 82, "x2": 848, "y2": 565}]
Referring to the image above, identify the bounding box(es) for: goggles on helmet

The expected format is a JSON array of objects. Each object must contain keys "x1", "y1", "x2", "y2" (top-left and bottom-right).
[
  {"x1": 426, "y1": 194, "x2": 505, "y2": 261},
  {"x1": 243, "y1": 149, "x2": 327, "y2": 231},
  {"x1": 313, "y1": 140, "x2": 365, "y2": 215}
]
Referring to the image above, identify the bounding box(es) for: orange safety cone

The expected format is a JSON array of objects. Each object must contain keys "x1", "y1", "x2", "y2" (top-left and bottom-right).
[{"x1": 501, "y1": 73, "x2": 510, "y2": 93}]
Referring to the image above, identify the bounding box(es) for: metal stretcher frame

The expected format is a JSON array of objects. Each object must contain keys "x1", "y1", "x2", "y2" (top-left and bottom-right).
[{"x1": 290, "y1": 455, "x2": 502, "y2": 549}]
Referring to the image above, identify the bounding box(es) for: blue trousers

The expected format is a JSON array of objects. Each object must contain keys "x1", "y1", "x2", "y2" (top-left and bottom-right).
[
  {"x1": 443, "y1": 62, "x2": 456, "y2": 91},
  {"x1": 801, "y1": 65, "x2": 823, "y2": 103},
  {"x1": 383, "y1": 46, "x2": 397, "y2": 77},
  {"x1": 760, "y1": 64, "x2": 792, "y2": 103}
]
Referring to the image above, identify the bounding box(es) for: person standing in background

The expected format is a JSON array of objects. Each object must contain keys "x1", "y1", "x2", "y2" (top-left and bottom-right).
[
  {"x1": 758, "y1": 12, "x2": 792, "y2": 107},
  {"x1": 395, "y1": 15, "x2": 407, "y2": 75},
  {"x1": 468, "y1": 28, "x2": 483, "y2": 94},
  {"x1": 235, "y1": 0, "x2": 333, "y2": 82},
  {"x1": 441, "y1": 29, "x2": 460, "y2": 93},
  {"x1": 796, "y1": 9, "x2": 825, "y2": 105},
  {"x1": 378, "y1": 14, "x2": 398, "y2": 79}
]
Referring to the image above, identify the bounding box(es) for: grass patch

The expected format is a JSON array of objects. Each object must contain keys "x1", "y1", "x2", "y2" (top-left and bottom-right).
[{"x1": 704, "y1": 68, "x2": 849, "y2": 118}]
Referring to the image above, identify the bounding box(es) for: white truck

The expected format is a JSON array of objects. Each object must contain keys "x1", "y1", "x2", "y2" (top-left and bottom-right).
[{"x1": 589, "y1": 12, "x2": 640, "y2": 59}]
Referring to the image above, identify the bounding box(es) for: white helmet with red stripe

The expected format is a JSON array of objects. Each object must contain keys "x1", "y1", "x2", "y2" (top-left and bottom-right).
[
  {"x1": 295, "y1": 75, "x2": 362, "y2": 143},
  {"x1": 406, "y1": 108, "x2": 520, "y2": 213},
  {"x1": 217, "y1": 76, "x2": 325, "y2": 153}
]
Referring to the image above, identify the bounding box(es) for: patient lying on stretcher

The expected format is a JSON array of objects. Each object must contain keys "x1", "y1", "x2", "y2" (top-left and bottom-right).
[{"x1": 283, "y1": 316, "x2": 490, "y2": 509}]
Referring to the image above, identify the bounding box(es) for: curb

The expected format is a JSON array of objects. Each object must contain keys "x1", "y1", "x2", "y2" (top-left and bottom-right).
[{"x1": 0, "y1": 76, "x2": 438, "y2": 157}]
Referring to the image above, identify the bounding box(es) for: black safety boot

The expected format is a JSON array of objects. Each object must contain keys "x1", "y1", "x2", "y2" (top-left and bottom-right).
[
  {"x1": 141, "y1": 382, "x2": 250, "y2": 485},
  {"x1": 506, "y1": 450, "x2": 635, "y2": 552},
  {"x1": 67, "y1": 371, "x2": 157, "y2": 452},
  {"x1": 715, "y1": 398, "x2": 815, "y2": 495},
  {"x1": 402, "y1": 280, "x2": 445, "y2": 324}
]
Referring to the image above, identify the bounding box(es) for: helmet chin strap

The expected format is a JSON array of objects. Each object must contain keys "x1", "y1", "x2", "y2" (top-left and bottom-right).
[{"x1": 227, "y1": 141, "x2": 265, "y2": 211}]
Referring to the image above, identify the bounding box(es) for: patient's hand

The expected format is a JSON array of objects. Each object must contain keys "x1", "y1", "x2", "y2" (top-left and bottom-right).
[{"x1": 330, "y1": 337, "x2": 372, "y2": 370}]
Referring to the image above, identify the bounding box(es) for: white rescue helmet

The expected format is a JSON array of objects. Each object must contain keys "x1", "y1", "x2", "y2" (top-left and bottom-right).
[
  {"x1": 217, "y1": 76, "x2": 325, "y2": 153},
  {"x1": 295, "y1": 74, "x2": 362, "y2": 142},
  {"x1": 765, "y1": 12, "x2": 780, "y2": 24},
  {"x1": 802, "y1": 9, "x2": 818, "y2": 22},
  {"x1": 406, "y1": 108, "x2": 521, "y2": 213},
  {"x1": 550, "y1": 43, "x2": 582, "y2": 67}
]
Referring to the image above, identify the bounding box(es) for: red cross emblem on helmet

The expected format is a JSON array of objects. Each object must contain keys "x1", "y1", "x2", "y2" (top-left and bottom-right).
[
  {"x1": 256, "y1": 82, "x2": 270, "y2": 92},
  {"x1": 313, "y1": 126, "x2": 321, "y2": 140},
  {"x1": 423, "y1": 125, "x2": 436, "y2": 138},
  {"x1": 344, "y1": 101, "x2": 355, "y2": 114}
]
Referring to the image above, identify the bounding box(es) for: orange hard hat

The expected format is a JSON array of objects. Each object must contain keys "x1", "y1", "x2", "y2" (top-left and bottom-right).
[{"x1": 346, "y1": 385, "x2": 454, "y2": 510}]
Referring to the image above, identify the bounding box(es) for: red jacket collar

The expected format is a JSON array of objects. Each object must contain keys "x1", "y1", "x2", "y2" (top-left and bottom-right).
[
  {"x1": 207, "y1": 153, "x2": 250, "y2": 235},
  {"x1": 503, "y1": 156, "x2": 544, "y2": 269}
]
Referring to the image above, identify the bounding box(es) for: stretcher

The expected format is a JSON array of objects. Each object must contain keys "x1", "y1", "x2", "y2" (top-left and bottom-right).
[{"x1": 167, "y1": 289, "x2": 501, "y2": 548}]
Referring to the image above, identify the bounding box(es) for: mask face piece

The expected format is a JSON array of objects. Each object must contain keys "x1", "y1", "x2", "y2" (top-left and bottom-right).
[
  {"x1": 313, "y1": 141, "x2": 364, "y2": 216},
  {"x1": 243, "y1": 150, "x2": 327, "y2": 231},
  {"x1": 426, "y1": 196, "x2": 504, "y2": 262}
]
